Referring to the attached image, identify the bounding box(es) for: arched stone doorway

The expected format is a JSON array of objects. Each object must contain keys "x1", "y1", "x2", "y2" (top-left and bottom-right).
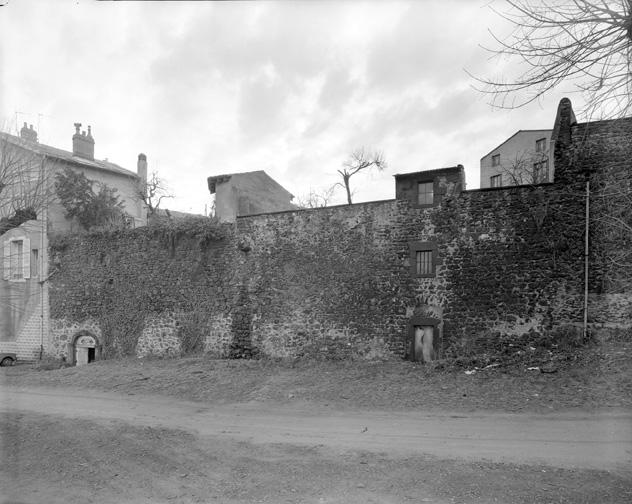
[{"x1": 67, "y1": 331, "x2": 101, "y2": 366}]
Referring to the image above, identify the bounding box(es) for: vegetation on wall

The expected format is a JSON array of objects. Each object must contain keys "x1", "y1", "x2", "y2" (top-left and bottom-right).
[
  {"x1": 0, "y1": 207, "x2": 37, "y2": 235},
  {"x1": 49, "y1": 216, "x2": 232, "y2": 357}
]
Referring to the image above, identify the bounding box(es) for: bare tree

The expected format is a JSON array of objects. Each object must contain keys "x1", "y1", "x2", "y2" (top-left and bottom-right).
[
  {"x1": 138, "y1": 171, "x2": 173, "y2": 218},
  {"x1": 592, "y1": 168, "x2": 632, "y2": 292},
  {"x1": 497, "y1": 151, "x2": 552, "y2": 186},
  {"x1": 0, "y1": 134, "x2": 52, "y2": 227},
  {"x1": 337, "y1": 147, "x2": 387, "y2": 205},
  {"x1": 296, "y1": 186, "x2": 336, "y2": 209},
  {"x1": 472, "y1": 0, "x2": 632, "y2": 118}
]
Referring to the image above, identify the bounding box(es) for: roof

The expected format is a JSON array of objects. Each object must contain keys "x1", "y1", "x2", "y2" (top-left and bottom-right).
[
  {"x1": 393, "y1": 165, "x2": 464, "y2": 178},
  {"x1": 207, "y1": 170, "x2": 294, "y2": 198},
  {"x1": 0, "y1": 131, "x2": 138, "y2": 179},
  {"x1": 480, "y1": 129, "x2": 552, "y2": 161}
]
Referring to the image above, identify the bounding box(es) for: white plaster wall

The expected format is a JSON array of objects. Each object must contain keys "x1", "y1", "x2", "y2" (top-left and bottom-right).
[{"x1": 480, "y1": 130, "x2": 554, "y2": 188}]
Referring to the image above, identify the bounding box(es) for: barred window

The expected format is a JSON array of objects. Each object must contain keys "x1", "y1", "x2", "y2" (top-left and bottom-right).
[
  {"x1": 416, "y1": 250, "x2": 433, "y2": 276},
  {"x1": 409, "y1": 241, "x2": 437, "y2": 278}
]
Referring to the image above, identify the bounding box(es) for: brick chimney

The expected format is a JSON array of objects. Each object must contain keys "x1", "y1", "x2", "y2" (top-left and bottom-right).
[
  {"x1": 72, "y1": 123, "x2": 95, "y2": 159},
  {"x1": 19, "y1": 122, "x2": 38, "y2": 143}
]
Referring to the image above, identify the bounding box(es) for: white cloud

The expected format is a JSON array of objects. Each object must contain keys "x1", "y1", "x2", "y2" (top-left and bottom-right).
[{"x1": 1, "y1": 0, "x2": 587, "y2": 213}]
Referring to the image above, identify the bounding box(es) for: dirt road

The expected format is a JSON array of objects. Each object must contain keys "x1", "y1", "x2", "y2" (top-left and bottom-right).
[{"x1": 3, "y1": 386, "x2": 631, "y2": 471}]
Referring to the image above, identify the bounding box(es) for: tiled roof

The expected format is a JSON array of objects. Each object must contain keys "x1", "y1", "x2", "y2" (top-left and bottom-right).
[{"x1": 0, "y1": 131, "x2": 137, "y2": 178}]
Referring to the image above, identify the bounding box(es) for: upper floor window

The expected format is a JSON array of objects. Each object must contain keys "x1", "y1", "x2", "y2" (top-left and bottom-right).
[
  {"x1": 535, "y1": 138, "x2": 547, "y2": 152},
  {"x1": 490, "y1": 174, "x2": 502, "y2": 188},
  {"x1": 3, "y1": 237, "x2": 30, "y2": 282},
  {"x1": 10, "y1": 240, "x2": 23, "y2": 280},
  {"x1": 491, "y1": 154, "x2": 500, "y2": 167},
  {"x1": 417, "y1": 182, "x2": 434, "y2": 206},
  {"x1": 533, "y1": 159, "x2": 550, "y2": 183}
]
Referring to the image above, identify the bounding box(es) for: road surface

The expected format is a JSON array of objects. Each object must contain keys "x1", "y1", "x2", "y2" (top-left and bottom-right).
[{"x1": 2, "y1": 386, "x2": 631, "y2": 471}]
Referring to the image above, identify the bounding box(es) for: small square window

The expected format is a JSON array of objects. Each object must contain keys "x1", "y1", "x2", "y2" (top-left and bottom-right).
[
  {"x1": 417, "y1": 182, "x2": 434, "y2": 206},
  {"x1": 491, "y1": 154, "x2": 500, "y2": 167},
  {"x1": 535, "y1": 138, "x2": 547, "y2": 152},
  {"x1": 490, "y1": 174, "x2": 502, "y2": 188}
]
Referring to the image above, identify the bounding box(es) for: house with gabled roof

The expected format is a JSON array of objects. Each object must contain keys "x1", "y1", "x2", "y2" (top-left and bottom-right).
[
  {"x1": 208, "y1": 170, "x2": 297, "y2": 222},
  {"x1": 0, "y1": 122, "x2": 147, "y2": 361}
]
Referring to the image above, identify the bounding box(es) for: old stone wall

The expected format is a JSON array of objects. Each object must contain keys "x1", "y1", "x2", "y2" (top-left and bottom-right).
[
  {"x1": 47, "y1": 107, "x2": 631, "y2": 361},
  {"x1": 48, "y1": 183, "x2": 587, "y2": 360}
]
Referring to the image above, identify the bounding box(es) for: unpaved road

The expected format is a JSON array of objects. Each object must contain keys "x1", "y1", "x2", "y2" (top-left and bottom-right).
[{"x1": 3, "y1": 386, "x2": 632, "y2": 471}]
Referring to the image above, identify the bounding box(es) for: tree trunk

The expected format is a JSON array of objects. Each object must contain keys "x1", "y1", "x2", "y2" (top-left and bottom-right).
[{"x1": 344, "y1": 175, "x2": 352, "y2": 205}]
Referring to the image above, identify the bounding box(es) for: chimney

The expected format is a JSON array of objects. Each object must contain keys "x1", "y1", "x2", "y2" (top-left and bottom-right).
[
  {"x1": 72, "y1": 122, "x2": 95, "y2": 159},
  {"x1": 137, "y1": 153, "x2": 148, "y2": 186},
  {"x1": 19, "y1": 122, "x2": 38, "y2": 143}
]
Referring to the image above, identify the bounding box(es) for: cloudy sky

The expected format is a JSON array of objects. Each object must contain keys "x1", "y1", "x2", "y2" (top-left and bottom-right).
[{"x1": 0, "y1": 0, "x2": 586, "y2": 213}]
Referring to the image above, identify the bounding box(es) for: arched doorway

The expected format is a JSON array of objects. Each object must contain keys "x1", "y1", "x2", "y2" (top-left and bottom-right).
[{"x1": 68, "y1": 332, "x2": 100, "y2": 366}]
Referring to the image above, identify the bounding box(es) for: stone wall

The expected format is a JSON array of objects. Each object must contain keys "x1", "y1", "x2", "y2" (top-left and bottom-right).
[
  {"x1": 47, "y1": 102, "x2": 632, "y2": 361},
  {"x1": 48, "y1": 183, "x2": 588, "y2": 360}
]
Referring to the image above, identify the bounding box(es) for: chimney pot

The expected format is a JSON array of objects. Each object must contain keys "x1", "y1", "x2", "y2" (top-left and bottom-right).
[{"x1": 20, "y1": 122, "x2": 37, "y2": 142}]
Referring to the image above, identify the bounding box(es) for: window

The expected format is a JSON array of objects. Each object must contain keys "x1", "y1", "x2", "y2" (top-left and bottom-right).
[
  {"x1": 417, "y1": 182, "x2": 434, "y2": 206},
  {"x1": 490, "y1": 174, "x2": 502, "y2": 188},
  {"x1": 409, "y1": 242, "x2": 437, "y2": 277},
  {"x1": 416, "y1": 250, "x2": 433, "y2": 276},
  {"x1": 31, "y1": 249, "x2": 39, "y2": 278},
  {"x1": 533, "y1": 159, "x2": 549, "y2": 182},
  {"x1": 535, "y1": 138, "x2": 547, "y2": 152},
  {"x1": 3, "y1": 237, "x2": 30, "y2": 282},
  {"x1": 491, "y1": 154, "x2": 500, "y2": 167},
  {"x1": 10, "y1": 240, "x2": 24, "y2": 280}
]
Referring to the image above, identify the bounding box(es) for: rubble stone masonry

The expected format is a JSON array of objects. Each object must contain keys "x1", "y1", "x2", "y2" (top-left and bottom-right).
[{"x1": 48, "y1": 103, "x2": 632, "y2": 360}]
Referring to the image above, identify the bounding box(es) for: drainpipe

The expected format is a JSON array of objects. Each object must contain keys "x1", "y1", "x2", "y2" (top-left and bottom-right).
[
  {"x1": 39, "y1": 156, "x2": 46, "y2": 360},
  {"x1": 583, "y1": 180, "x2": 590, "y2": 338}
]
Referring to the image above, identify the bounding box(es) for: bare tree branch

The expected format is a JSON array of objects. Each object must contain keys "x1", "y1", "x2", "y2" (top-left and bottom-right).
[
  {"x1": 138, "y1": 171, "x2": 173, "y2": 219},
  {"x1": 470, "y1": 0, "x2": 632, "y2": 119},
  {"x1": 337, "y1": 147, "x2": 387, "y2": 205},
  {"x1": 296, "y1": 185, "x2": 337, "y2": 209}
]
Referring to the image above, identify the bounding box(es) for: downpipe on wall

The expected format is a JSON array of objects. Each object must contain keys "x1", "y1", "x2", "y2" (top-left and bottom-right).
[{"x1": 583, "y1": 180, "x2": 590, "y2": 339}]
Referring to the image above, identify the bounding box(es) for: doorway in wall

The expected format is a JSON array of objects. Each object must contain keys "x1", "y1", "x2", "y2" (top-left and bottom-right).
[
  {"x1": 408, "y1": 317, "x2": 439, "y2": 362},
  {"x1": 72, "y1": 333, "x2": 98, "y2": 366},
  {"x1": 414, "y1": 326, "x2": 434, "y2": 362}
]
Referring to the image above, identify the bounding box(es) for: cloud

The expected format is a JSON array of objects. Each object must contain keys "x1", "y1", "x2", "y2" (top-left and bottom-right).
[{"x1": 238, "y1": 70, "x2": 291, "y2": 141}]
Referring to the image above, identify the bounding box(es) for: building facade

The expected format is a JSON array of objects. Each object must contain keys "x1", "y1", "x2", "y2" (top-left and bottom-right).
[
  {"x1": 480, "y1": 129, "x2": 554, "y2": 188},
  {"x1": 0, "y1": 123, "x2": 147, "y2": 360}
]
